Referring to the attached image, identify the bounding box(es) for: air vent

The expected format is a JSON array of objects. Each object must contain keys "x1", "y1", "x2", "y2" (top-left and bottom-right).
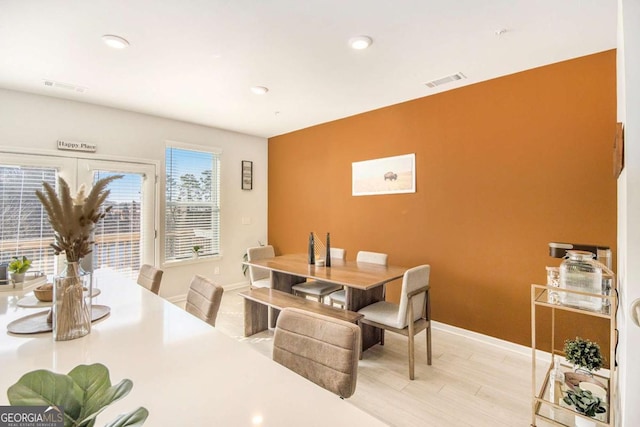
[
  {"x1": 424, "y1": 72, "x2": 467, "y2": 88},
  {"x1": 43, "y1": 79, "x2": 87, "y2": 93}
]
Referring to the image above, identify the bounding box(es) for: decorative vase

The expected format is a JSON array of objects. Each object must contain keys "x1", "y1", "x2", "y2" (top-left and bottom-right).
[
  {"x1": 307, "y1": 232, "x2": 315, "y2": 265},
  {"x1": 53, "y1": 261, "x2": 91, "y2": 341},
  {"x1": 574, "y1": 415, "x2": 596, "y2": 427}
]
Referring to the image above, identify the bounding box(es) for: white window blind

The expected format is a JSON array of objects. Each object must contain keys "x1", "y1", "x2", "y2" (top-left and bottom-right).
[
  {"x1": 92, "y1": 171, "x2": 144, "y2": 279},
  {"x1": 0, "y1": 165, "x2": 57, "y2": 275},
  {"x1": 165, "y1": 146, "x2": 220, "y2": 261}
]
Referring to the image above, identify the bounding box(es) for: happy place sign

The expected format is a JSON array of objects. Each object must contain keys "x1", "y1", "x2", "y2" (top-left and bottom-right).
[{"x1": 57, "y1": 139, "x2": 97, "y2": 153}]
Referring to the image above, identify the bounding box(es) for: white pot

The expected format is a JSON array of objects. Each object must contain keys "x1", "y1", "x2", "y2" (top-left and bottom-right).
[
  {"x1": 575, "y1": 415, "x2": 596, "y2": 427},
  {"x1": 11, "y1": 272, "x2": 25, "y2": 283}
]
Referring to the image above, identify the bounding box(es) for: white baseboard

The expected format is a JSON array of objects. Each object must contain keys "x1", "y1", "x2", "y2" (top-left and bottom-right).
[{"x1": 432, "y1": 320, "x2": 548, "y2": 360}]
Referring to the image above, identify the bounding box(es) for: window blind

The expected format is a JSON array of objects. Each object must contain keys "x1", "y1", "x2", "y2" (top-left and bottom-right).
[
  {"x1": 0, "y1": 165, "x2": 57, "y2": 275},
  {"x1": 92, "y1": 171, "x2": 144, "y2": 279},
  {"x1": 165, "y1": 146, "x2": 220, "y2": 261}
]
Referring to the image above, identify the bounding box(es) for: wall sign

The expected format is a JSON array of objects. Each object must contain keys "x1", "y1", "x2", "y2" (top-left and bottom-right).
[
  {"x1": 57, "y1": 139, "x2": 97, "y2": 153},
  {"x1": 242, "y1": 160, "x2": 253, "y2": 190}
]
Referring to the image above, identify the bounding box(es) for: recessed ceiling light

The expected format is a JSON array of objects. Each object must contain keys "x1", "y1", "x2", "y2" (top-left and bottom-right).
[
  {"x1": 251, "y1": 86, "x2": 269, "y2": 95},
  {"x1": 349, "y1": 35, "x2": 373, "y2": 50},
  {"x1": 101, "y1": 34, "x2": 130, "y2": 49}
]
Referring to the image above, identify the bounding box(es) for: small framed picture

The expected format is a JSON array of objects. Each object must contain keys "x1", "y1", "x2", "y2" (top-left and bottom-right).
[{"x1": 241, "y1": 160, "x2": 253, "y2": 190}]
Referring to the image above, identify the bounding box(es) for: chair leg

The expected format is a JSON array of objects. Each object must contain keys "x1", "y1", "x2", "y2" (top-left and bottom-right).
[
  {"x1": 408, "y1": 331, "x2": 415, "y2": 380},
  {"x1": 426, "y1": 323, "x2": 432, "y2": 365}
]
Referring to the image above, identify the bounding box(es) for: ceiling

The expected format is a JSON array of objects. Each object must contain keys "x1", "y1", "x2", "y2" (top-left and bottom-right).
[{"x1": 0, "y1": 0, "x2": 617, "y2": 138}]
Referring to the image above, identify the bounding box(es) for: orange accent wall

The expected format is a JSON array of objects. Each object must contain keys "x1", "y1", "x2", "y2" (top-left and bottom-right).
[{"x1": 268, "y1": 50, "x2": 617, "y2": 347}]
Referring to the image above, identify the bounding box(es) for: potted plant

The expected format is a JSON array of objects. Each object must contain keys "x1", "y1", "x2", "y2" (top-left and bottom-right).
[
  {"x1": 8, "y1": 363, "x2": 148, "y2": 426},
  {"x1": 563, "y1": 387, "x2": 606, "y2": 427},
  {"x1": 192, "y1": 245, "x2": 202, "y2": 258},
  {"x1": 8, "y1": 256, "x2": 32, "y2": 283},
  {"x1": 564, "y1": 337, "x2": 604, "y2": 374}
]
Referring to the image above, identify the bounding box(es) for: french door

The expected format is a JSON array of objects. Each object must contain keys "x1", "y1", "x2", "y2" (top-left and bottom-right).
[{"x1": 0, "y1": 153, "x2": 156, "y2": 278}]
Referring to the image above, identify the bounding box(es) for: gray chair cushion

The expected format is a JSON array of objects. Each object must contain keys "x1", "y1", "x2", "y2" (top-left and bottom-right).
[
  {"x1": 273, "y1": 307, "x2": 361, "y2": 398},
  {"x1": 137, "y1": 264, "x2": 163, "y2": 295},
  {"x1": 185, "y1": 275, "x2": 224, "y2": 327}
]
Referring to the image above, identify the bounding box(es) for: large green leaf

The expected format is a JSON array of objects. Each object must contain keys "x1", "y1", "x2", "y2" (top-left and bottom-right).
[
  {"x1": 7, "y1": 364, "x2": 146, "y2": 427},
  {"x1": 103, "y1": 407, "x2": 149, "y2": 427},
  {"x1": 7, "y1": 369, "x2": 84, "y2": 426},
  {"x1": 67, "y1": 364, "x2": 134, "y2": 427}
]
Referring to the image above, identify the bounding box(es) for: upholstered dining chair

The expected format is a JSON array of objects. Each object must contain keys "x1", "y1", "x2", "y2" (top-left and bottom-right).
[
  {"x1": 273, "y1": 307, "x2": 361, "y2": 398},
  {"x1": 185, "y1": 275, "x2": 224, "y2": 327},
  {"x1": 329, "y1": 251, "x2": 388, "y2": 307},
  {"x1": 136, "y1": 264, "x2": 164, "y2": 295},
  {"x1": 291, "y1": 247, "x2": 346, "y2": 302},
  {"x1": 357, "y1": 264, "x2": 431, "y2": 380},
  {"x1": 246, "y1": 245, "x2": 275, "y2": 288}
]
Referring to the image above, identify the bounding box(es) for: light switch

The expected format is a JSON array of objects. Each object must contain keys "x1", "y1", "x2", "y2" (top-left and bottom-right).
[{"x1": 242, "y1": 217, "x2": 251, "y2": 225}]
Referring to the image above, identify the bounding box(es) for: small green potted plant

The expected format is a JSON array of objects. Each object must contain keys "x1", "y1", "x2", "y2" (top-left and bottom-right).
[
  {"x1": 564, "y1": 337, "x2": 604, "y2": 375},
  {"x1": 192, "y1": 245, "x2": 202, "y2": 258},
  {"x1": 8, "y1": 256, "x2": 32, "y2": 283},
  {"x1": 563, "y1": 387, "x2": 606, "y2": 427}
]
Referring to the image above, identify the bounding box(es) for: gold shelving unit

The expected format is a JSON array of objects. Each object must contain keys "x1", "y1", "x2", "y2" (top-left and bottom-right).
[{"x1": 531, "y1": 284, "x2": 617, "y2": 427}]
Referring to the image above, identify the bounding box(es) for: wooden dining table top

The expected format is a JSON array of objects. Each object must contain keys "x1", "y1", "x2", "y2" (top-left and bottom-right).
[{"x1": 244, "y1": 253, "x2": 406, "y2": 290}]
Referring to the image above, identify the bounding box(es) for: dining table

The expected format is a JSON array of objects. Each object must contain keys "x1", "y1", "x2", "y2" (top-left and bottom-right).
[
  {"x1": 0, "y1": 268, "x2": 388, "y2": 426},
  {"x1": 243, "y1": 253, "x2": 407, "y2": 350}
]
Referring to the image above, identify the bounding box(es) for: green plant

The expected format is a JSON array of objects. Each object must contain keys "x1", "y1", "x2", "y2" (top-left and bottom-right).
[
  {"x1": 8, "y1": 256, "x2": 32, "y2": 274},
  {"x1": 563, "y1": 387, "x2": 606, "y2": 418},
  {"x1": 8, "y1": 363, "x2": 148, "y2": 427},
  {"x1": 192, "y1": 245, "x2": 201, "y2": 254},
  {"x1": 564, "y1": 337, "x2": 604, "y2": 372}
]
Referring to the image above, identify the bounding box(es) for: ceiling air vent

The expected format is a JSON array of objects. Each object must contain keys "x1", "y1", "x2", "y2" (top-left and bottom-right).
[
  {"x1": 43, "y1": 79, "x2": 87, "y2": 93},
  {"x1": 424, "y1": 72, "x2": 467, "y2": 88}
]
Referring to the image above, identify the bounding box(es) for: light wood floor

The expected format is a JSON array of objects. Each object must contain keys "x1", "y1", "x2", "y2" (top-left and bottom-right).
[{"x1": 199, "y1": 287, "x2": 552, "y2": 427}]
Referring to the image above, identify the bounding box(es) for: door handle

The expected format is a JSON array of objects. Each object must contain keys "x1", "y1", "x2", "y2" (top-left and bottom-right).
[{"x1": 631, "y1": 298, "x2": 640, "y2": 328}]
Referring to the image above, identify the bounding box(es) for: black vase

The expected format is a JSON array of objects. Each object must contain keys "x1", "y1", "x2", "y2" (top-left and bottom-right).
[
  {"x1": 325, "y1": 233, "x2": 331, "y2": 267},
  {"x1": 308, "y1": 232, "x2": 315, "y2": 265}
]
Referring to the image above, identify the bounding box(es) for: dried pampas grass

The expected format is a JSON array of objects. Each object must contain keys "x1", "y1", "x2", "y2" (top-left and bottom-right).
[{"x1": 36, "y1": 175, "x2": 123, "y2": 262}]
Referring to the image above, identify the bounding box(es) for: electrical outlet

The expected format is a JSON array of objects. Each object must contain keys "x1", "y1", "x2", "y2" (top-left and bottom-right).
[{"x1": 214, "y1": 267, "x2": 220, "y2": 275}]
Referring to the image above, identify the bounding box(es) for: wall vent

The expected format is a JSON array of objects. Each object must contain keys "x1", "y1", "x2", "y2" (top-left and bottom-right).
[
  {"x1": 424, "y1": 72, "x2": 467, "y2": 88},
  {"x1": 43, "y1": 79, "x2": 87, "y2": 93}
]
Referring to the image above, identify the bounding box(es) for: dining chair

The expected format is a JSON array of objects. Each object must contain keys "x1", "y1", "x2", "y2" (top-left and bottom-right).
[
  {"x1": 291, "y1": 247, "x2": 345, "y2": 303},
  {"x1": 329, "y1": 251, "x2": 388, "y2": 307},
  {"x1": 357, "y1": 264, "x2": 431, "y2": 380},
  {"x1": 136, "y1": 264, "x2": 164, "y2": 295},
  {"x1": 246, "y1": 245, "x2": 275, "y2": 288},
  {"x1": 273, "y1": 307, "x2": 361, "y2": 398},
  {"x1": 185, "y1": 275, "x2": 224, "y2": 327}
]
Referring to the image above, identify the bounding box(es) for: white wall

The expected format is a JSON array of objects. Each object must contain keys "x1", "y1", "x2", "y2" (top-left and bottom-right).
[
  {"x1": 617, "y1": 1, "x2": 640, "y2": 426},
  {"x1": 0, "y1": 88, "x2": 268, "y2": 298}
]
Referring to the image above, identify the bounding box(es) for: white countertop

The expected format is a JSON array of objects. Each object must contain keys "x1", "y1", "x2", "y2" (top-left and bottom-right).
[{"x1": 0, "y1": 269, "x2": 387, "y2": 426}]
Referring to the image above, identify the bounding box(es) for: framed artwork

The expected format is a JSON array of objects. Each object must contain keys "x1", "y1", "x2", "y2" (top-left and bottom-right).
[
  {"x1": 241, "y1": 160, "x2": 253, "y2": 190},
  {"x1": 352, "y1": 153, "x2": 416, "y2": 196},
  {"x1": 614, "y1": 122, "x2": 624, "y2": 178}
]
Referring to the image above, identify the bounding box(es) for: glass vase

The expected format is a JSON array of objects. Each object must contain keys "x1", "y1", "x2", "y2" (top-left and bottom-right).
[
  {"x1": 559, "y1": 250, "x2": 602, "y2": 311},
  {"x1": 53, "y1": 261, "x2": 91, "y2": 341}
]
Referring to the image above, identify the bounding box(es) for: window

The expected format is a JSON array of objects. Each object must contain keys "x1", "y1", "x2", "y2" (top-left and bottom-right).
[
  {"x1": 92, "y1": 171, "x2": 145, "y2": 279},
  {"x1": 165, "y1": 145, "x2": 220, "y2": 261},
  {"x1": 0, "y1": 165, "x2": 57, "y2": 275}
]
